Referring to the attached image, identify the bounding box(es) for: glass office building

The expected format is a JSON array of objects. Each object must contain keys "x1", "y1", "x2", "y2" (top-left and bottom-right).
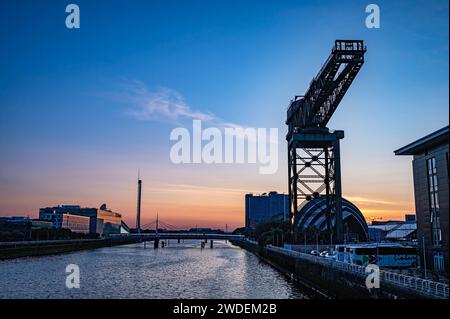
[{"x1": 245, "y1": 191, "x2": 289, "y2": 230}]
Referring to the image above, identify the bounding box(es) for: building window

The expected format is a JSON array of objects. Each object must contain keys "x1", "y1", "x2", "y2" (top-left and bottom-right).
[
  {"x1": 433, "y1": 253, "x2": 445, "y2": 272},
  {"x1": 426, "y1": 157, "x2": 441, "y2": 246},
  {"x1": 446, "y1": 152, "x2": 449, "y2": 181}
]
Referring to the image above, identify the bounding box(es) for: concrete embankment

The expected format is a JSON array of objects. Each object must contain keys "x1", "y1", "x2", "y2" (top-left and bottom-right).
[
  {"x1": 0, "y1": 238, "x2": 138, "y2": 260},
  {"x1": 232, "y1": 240, "x2": 442, "y2": 299}
]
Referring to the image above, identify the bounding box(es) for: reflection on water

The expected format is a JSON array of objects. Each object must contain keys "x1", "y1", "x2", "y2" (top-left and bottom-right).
[{"x1": 0, "y1": 240, "x2": 306, "y2": 299}]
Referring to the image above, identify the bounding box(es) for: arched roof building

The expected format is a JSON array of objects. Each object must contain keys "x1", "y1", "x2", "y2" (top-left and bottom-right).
[{"x1": 294, "y1": 196, "x2": 368, "y2": 242}]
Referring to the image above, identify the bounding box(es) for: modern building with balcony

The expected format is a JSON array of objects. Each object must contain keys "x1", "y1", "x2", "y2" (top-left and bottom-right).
[
  {"x1": 39, "y1": 204, "x2": 122, "y2": 235},
  {"x1": 60, "y1": 214, "x2": 90, "y2": 234},
  {"x1": 395, "y1": 126, "x2": 449, "y2": 274}
]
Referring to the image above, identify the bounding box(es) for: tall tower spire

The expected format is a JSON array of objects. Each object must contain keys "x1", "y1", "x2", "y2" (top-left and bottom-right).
[{"x1": 136, "y1": 169, "x2": 142, "y2": 234}]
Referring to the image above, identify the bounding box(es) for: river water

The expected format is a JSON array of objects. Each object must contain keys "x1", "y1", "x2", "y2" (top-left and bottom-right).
[{"x1": 0, "y1": 241, "x2": 307, "y2": 299}]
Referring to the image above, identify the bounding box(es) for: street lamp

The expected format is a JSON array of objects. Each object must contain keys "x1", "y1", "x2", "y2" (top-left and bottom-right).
[{"x1": 422, "y1": 236, "x2": 428, "y2": 280}]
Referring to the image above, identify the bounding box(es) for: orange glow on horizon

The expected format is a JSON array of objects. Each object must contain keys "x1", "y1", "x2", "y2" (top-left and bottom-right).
[{"x1": 0, "y1": 182, "x2": 416, "y2": 230}]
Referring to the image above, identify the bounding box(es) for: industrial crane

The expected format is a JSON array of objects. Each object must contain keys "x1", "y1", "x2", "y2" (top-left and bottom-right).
[{"x1": 286, "y1": 40, "x2": 366, "y2": 243}]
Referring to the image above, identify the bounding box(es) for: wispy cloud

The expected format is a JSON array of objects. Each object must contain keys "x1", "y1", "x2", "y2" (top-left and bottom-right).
[
  {"x1": 154, "y1": 183, "x2": 251, "y2": 195},
  {"x1": 345, "y1": 196, "x2": 396, "y2": 205},
  {"x1": 112, "y1": 80, "x2": 240, "y2": 128},
  {"x1": 103, "y1": 79, "x2": 279, "y2": 146}
]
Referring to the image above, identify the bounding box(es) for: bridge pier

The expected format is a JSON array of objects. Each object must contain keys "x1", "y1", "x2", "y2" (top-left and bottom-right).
[
  {"x1": 210, "y1": 240, "x2": 213, "y2": 249},
  {"x1": 154, "y1": 239, "x2": 159, "y2": 249}
]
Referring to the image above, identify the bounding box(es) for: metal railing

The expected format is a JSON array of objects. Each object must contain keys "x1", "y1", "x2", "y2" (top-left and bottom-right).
[{"x1": 266, "y1": 245, "x2": 449, "y2": 299}]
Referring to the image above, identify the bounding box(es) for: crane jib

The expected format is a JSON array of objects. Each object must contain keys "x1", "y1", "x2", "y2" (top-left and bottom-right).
[{"x1": 286, "y1": 40, "x2": 366, "y2": 136}]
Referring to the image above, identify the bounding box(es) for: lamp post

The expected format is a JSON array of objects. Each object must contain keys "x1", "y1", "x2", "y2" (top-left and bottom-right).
[
  {"x1": 304, "y1": 233, "x2": 307, "y2": 253},
  {"x1": 422, "y1": 236, "x2": 428, "y2": 280},
  {"x1": 316, "y1": 231, "x2": 319, "y2": 254}
]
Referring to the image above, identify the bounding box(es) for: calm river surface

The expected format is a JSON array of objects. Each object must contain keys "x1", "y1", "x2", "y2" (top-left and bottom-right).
[{"x1": 0, "y1": 241, "x2": 306, "y2": 299}]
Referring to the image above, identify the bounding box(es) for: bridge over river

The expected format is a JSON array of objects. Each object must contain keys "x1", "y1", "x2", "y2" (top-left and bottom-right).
[{"x1": 108, "y1": 233, "x2": 245, "y2": 248}]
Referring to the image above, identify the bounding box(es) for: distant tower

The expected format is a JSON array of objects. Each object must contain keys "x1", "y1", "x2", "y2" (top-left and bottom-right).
[{"x1": 136, "y1": 170, "x2": 142, "y2": 234}]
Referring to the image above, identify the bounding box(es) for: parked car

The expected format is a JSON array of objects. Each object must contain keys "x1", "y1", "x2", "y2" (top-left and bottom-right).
[
  {"x1": 325, "y1": 252, "x2": 336, "y2": 259},
  {"x1": 310, "y1": 250, "x2": 319, "y2": 256},
  {"x1": 319, "y1": 250, "x2": 328, "y2": 257}
]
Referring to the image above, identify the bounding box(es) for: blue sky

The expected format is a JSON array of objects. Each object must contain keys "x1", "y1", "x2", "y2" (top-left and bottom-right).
[{"x1": 0, "y1": 0, "x2": 448, "y2": 227}]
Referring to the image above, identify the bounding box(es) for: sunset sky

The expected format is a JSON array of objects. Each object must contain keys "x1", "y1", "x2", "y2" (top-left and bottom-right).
[{"x1": 0, "y1": 0, "x2": 448, "y2": 230}]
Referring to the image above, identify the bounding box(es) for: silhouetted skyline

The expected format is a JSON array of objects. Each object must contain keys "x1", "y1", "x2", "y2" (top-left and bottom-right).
[{"x1": 0, "y1": 0, "x2": 448, "y2": 229}]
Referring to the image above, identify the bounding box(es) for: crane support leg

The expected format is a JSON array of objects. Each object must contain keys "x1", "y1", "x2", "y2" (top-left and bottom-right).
[
  {"x1": 288, "y1": 128, "x2": 344, "y2": 244},
  {"x1": 333, "y1": 137, "x2": 343, "y2": 243}
]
